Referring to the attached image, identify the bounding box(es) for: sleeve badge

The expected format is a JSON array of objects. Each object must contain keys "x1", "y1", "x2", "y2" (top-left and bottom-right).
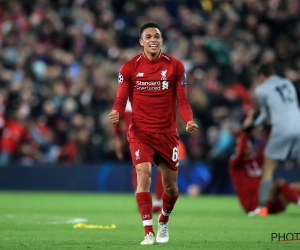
[
  {"x1": 118, "y1": 73, "x2": 123, "y2": 84},
  {"x1": 180, "y1": 72, "x2": 187, "y2": 86}
]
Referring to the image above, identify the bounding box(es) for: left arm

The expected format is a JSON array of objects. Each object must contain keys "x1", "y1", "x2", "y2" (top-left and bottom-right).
[{"x1": 176, "y1": 62, "x2": 198, "y2": 133}]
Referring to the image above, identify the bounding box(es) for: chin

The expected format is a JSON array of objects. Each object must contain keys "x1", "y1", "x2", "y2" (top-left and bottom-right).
[{"x1": 149, "y1": 48, "x2": 159, "y2": 52}]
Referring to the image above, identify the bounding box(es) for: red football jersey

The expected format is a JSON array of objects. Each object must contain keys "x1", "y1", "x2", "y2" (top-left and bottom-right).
[
  {"x1": 229, "y1": 132, "x2": 264, "y2": 213},
  {"x1": 112, "y1": 51, "x2": 193, "y2": 133}
]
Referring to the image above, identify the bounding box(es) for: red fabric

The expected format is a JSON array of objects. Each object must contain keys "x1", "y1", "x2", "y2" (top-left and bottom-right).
[
  {"x1": 136, "y1": 192, "x2": 154, "y2": 235},
  {"x1": 155, "y1": 170, "x2": 163, "y2": 200},
  {"x1": 266, "y1": 182, "x2": 300, "y2": 214},
  {"x1": 128, "y1": 129, "x2": 179, "y2": 170},
  {"x1": 116, "y1": 106, "x2": 164, "y2": 196},
  {"x1": 0, "y1": 119, "x2": 27, "y2": 154},
  {"x1": 224, "y1": 83, "x2": 254, "y2": 111},
  {"x1": 159, "y1": 191, "x2": 178, "y2": 223},
  {"x1": 112, "y1": 51, "x2": 193, "y2": 133},
  {"x1": 280, "y1": 183, "x2": 299, "y2": 204},
  {"x1": 267, "y1": 200, "x2": 287, "y2": 214},
  {"x1": 229, "y1": 131, "x2": 264, "y2": 213}
]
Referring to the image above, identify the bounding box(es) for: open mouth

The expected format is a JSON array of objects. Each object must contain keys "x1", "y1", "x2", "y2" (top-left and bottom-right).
[{"x1": 150, "y1": 45, "x2": 158, "y2": 49}]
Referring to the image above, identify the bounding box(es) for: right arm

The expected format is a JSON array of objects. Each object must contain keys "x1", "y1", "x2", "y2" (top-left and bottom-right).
[
  {"x1": 109, "y1": 64, "x2": 131, "y2": 124},
  {"x1": 229, "y1": 131, "x2": 248, "y2": 169},
  {"x1": 230, "y1": 110, "x2": 254, "y2": 168}
]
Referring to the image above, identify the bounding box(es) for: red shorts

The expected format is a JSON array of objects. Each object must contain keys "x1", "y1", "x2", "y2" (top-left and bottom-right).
[
  {"x1": 267, "y1": 199, "x2": 287, "y2": 214},
  {"x1": 127, "y1": 128, "x2": 179, "y2": 170}
]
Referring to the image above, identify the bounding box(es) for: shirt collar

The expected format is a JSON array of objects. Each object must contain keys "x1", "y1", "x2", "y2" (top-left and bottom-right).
[{"x1": 142, "y1": 50, "x2": 162, "y2": 64}]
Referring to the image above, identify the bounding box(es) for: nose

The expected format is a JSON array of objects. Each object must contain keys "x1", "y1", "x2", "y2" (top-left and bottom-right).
[{"x1": 150, "y1": 36, "x2": 157, "y2": 42}]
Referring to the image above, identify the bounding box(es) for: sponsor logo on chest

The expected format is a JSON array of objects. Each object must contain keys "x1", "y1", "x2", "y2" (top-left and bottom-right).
[{"x1": 135, "y1": 69, "x2": 169, "y2": 91}]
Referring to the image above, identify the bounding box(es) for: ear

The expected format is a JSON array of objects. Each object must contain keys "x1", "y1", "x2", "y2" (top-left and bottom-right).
[
  {"x1": 139, "y1": 39, "x2": 143, "y2": 46},
  {"x1": 161, "y1": 38, "x2": 164, "y2": 45}
]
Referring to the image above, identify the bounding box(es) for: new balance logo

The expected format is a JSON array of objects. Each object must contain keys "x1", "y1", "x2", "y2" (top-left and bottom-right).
[
  {"x1": 162, "y1": 81, "x2": 169, "y2": 90},
  {"x1": 136, "y1": 72, "x2": 144, "y2": 77}
]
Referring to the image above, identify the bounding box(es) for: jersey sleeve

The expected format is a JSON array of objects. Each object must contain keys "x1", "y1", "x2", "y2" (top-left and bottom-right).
[
  {"x1": 253, "y1": 87, "x2": 269, "y2": 126},
  {"x1": 175, "y1": 61, "x2": 193, "y2": 123},
  {"x1": 229, "y1": 131, "x2": 248, "y2": 169},
  {"x1": 112, "y1": 63, "x2": 131, "y2": 118}
]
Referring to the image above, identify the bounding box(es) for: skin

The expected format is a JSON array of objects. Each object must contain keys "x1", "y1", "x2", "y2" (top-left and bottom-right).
[
  {"x1": 139, "y1": 27, "x2": 163, "y2": 61},
  {"x1": 256, "y1": 74, "x2": 278, "y2": 181},
  {"x1": 109, "y1": 26, "x2": 198, "y2": 197}
]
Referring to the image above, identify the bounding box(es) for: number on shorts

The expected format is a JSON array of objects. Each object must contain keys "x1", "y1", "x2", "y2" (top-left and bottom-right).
[
  {"x1": 275, "y1": 84, "x2": 294, "y2": 104},
  {"x1": 172, "y1": 146, "x2": 179, "y2": 162}
]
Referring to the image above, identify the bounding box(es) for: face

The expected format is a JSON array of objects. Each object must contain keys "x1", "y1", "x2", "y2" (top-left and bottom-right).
[{"x1": 139, "y1": 27, "x2": 163, "y2": 55}]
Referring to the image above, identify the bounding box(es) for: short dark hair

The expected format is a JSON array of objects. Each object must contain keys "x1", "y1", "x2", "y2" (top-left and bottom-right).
[
  {"x1": 139, "y1": 22, "x2": 162, "y2": 38},
  {"x1": 256, "y1": 64, "x2": 275, "y2": 77}
]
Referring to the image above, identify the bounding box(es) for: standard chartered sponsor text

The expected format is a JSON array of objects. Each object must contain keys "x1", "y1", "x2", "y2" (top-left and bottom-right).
[{"x1": 135, "y1": 80, "x2": 161, "y2": 90}]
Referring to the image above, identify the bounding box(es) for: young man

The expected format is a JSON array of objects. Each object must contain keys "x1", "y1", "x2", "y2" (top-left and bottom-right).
[
  {"x1": 253, "y1": 64, "x2": 300, "y2": 216},
  {"x1": 109, "y1": 22, "x2": 198, "y2": 245},
  {"x1": 113, "y1": 99, "x2": 163, "y2": 212},
  {"x1": 229, "y1": 110, "x2": 300, "y2": 216}
]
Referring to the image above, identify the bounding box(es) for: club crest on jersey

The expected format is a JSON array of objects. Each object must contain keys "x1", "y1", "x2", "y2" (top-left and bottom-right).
[
  {"x1": 180, "y1": 72, "x2": 187, "y2": 86},
  {"x1": 135, "y1": 149, "x2": 140, "y2": 160},
  {"x1": 161, "y1": 70, "x2": 167, "y2": 80},
  {"x1": 118, "y1": 73, "x2": 123, "y2": 84}
]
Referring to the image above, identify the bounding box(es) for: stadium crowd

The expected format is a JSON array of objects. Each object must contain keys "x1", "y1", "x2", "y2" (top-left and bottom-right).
[{"x1": 0, "y1": 0, "x2": 299, "y2": 180}]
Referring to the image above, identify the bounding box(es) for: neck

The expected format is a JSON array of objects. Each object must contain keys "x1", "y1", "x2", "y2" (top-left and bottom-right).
[
  {"x1": 266, "y1": 74, "x2": 275, "y2": 80},
  {"x1": 144, "y1": 50, "x2": 160, "y2": 61}
]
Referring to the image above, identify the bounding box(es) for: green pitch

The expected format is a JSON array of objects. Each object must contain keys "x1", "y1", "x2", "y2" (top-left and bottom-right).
[{"x1": 0, "y1": 192, "x2": 299, "y2": 250}]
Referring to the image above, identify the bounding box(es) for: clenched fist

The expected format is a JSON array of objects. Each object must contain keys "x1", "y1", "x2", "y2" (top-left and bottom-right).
[
  {"x1": 109, "y1": 110, "x2": 119, "y2": 124},
  {"x1": 186, "y1": 120, "x2": 198, "y2": 133}
]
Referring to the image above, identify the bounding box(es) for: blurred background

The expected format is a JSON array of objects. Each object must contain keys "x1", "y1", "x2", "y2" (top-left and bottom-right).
[{"x1": 0, "y1": 0, "x2": 300, "y2": 195}]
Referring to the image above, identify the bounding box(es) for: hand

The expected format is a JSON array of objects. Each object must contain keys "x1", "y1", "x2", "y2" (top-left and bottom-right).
[
  {"x1": 186, "y1": 120, "x2": 198, "y2": 133},
  {"x1": 109, "y1": 110, "x2": 119, "y2": 124},
  {"x1": 243, "y1": 109, "x2": 255, "y2": 130}
]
